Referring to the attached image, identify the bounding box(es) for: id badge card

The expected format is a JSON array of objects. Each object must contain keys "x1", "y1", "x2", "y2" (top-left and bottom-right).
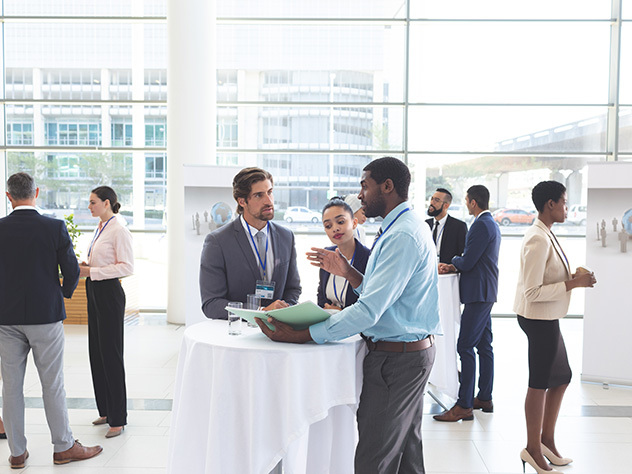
[{"x1": 256, "y1": 280, "x2": 275, "y2": 300}]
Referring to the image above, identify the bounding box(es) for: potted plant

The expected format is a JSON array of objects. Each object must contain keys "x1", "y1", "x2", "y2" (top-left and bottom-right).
[{"x1": 61, "y1": 214, "x2": 89, "y2": 324}]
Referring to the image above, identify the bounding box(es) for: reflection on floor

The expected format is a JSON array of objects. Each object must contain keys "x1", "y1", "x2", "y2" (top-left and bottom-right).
[{"x1": 0, "y1": 317, "x2": 631, "y2": 473}]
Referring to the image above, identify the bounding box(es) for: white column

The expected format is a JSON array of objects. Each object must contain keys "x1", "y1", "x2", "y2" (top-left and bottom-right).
[
  {"x1": 167, "y1": 0, "x2": 216, "y2": 324},
  {"x1": 132, "y1": 0, "x2": 146, "y2": 228}
]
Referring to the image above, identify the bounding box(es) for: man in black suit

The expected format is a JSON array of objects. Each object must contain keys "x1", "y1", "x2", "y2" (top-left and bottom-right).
[
  {"x1": 426, "y1": 188, "x2": 468, "y2": 264},
  {"x1": 0, "y1": 172, "x2": 103, "y2": 468}
]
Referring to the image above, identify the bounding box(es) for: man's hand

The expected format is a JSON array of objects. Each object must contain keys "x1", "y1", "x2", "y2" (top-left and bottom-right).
[
  {"x1": 324, "y1": 303, "x2": 342, "y2": 311},
  {"x1": 306, "y1": 247, "x2": 351, "y2": 277},
  {"x1": 256, "y1": 317, "x2": 312, "y2": 344},
  {"x1": 438, "y1": 263, "x2": 457, "y2": 274},
  {"x1": 263, "y1": 300, "x2": 289, "y2": 311}
]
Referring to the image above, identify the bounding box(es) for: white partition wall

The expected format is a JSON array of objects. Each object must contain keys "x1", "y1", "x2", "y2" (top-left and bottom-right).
[{"x1": 582, "y1": 162, "x2": 632, "y2": 386}]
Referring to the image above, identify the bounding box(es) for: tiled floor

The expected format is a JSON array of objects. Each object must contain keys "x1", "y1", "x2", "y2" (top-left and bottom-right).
[{"x1": 1, "y1": 316, "x2": 631, "y2": 473}]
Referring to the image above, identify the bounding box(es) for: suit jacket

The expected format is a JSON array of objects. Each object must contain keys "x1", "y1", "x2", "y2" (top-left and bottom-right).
[
  {"x1": 513, "y1": 219, "x2": 572, "y2": 320},
  {"x1": 200, "y1": 218, "x2": 301, "y2": 319},
  {"x1": 0, "y1": 209, "x2": 79, "y2": 325},
  {"x1": 317, "y1": 239, "x2": 370, "y2": 308},
  {"x1": 426, "y1": 214, "x2": 467, "y2": 264},
  {"x1": 451, "y1": 211, "x2": 501, "y2": 304}
]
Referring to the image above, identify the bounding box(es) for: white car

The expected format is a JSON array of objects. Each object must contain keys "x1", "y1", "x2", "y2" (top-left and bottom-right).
[
  {"x1": 284, "y1": 206, "x2": 321, "y2": 223},
  {"x1": 567, "y1": 204, "x2": 587, "y2": 225}
]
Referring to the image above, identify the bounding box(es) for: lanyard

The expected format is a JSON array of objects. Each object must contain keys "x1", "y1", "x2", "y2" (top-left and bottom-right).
[
  {"x1": 550, "y1": 231, "x2": 570, "y2": 273},
  {"x1": 333, "y1": 246, "x2": 357, "y2": 306},
  {"x1": 371, "y1": 207, "x2": 410, "y2": 251},
  {"x1": 88, "y1": 216, "x2": 115, "y2": 257},
  {"x1": 246, "y1": 221, "x2": 270, "y2": 280}
]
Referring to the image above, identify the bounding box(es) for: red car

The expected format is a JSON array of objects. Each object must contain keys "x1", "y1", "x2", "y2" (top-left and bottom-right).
[{"x1": 493, "y1": 208, "x2": 535, "y2": 226}]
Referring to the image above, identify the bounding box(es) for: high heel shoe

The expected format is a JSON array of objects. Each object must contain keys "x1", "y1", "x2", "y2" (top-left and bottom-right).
[
  {"x1": 520, "y1": 448, "x2": 562, "y2": 474},
  {"x1": 105, "y1": 426, "x2": 125, "y2": 439},
  {"x1": 541, "y1": 443, "x2": 573, "y2": 466}
]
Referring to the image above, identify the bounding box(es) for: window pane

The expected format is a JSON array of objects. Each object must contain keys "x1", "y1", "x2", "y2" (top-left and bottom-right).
[
  {"x1": 620, "y1": 23, "x2": 632, "y2": 104},
  {"x1": 409, "y1": 22, "x2": 610, "y2": 104},
  {"x1": 411, "y1": 0, "x2": 610, "y2": 20},
  {"x1": 408, "y1": 106, "x2": 608, "y2": 152},
  {"x1": 218, "y1": 24, "x2": 406, "y2": 103},
  {"x1": 619, "y1": 107, "x2": 632, "y2": 153},
  {"x1": 217, "y1": 0, "x2": 405, "y2": 19},
  {"x1": 217, "y1": 105, "x2": 403, "y2": 151},
  {"x1": 4, "y1": 0, "x2": 166, "y2": 17}
]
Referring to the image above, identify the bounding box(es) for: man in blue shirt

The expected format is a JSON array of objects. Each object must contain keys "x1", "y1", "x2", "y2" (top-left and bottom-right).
[{"x1": 257, "y1": 157, "x2": 441, "y2": 473}]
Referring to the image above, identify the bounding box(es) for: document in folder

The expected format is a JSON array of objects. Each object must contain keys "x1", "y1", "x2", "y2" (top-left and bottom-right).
[{"x1": 225, "y1": 301, "x2": 335, "y2": 330}]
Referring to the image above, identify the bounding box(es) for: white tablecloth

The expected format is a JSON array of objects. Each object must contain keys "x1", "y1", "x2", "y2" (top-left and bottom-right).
[
  {"x1": 428, "y1": 273, "x2": 461, "y2": 400},
  {"x1": 167, "y1": 320, "x2": 366, "y2": 474}
]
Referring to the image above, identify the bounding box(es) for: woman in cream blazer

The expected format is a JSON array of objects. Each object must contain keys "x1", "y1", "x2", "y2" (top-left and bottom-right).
[{"x1": 514, "y1": 181, "x2": 596, "y2": 474}]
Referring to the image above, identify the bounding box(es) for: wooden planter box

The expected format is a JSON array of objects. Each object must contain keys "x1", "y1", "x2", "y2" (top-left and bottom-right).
[{"x1": 62, "y1": 275, "x2": 140, "y2": 325}]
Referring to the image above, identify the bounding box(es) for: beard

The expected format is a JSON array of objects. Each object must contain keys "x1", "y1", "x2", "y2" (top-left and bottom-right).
[
  {"x1": 427, "y1": 204, "x2": 443, "y2": 217},
  {"x1": 255, "y1": 207, "x2": 274, "y2": 221},
  {"x1": 362, "y1": 193, "x2": 386, "y2": 219}
]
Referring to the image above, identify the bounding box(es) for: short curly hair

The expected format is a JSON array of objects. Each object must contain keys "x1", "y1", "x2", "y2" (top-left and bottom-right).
[{"x1": 532, "y1": 181, "x2": 566, "y2": 213}]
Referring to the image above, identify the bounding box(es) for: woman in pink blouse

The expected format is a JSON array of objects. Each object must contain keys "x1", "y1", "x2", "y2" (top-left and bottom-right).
[{"x1": 79, "y1": 186, "x2": 134, "y2": 439}]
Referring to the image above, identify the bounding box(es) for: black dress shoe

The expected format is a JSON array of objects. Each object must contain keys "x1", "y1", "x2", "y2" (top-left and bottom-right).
[
  {"x1": 473, "y1": 397, "x2": 493, "y2": 413},
  {"x1": 0, "y1": 433, "x2": 6, "y2": 440}
]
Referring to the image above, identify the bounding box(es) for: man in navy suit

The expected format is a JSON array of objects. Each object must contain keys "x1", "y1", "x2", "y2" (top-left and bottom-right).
[
  {"x1": 434, "y1": 185, "x2": 501, "y2": 422},
  {"x1": 200, "y1": 167, "x2": 301, "y2": 319},
  {"x1": 0, "y1": 172, "x2": 103, "y2": 468},
  {"x1": 425, "y1": 188, "x2": 468, "y2": 264}
]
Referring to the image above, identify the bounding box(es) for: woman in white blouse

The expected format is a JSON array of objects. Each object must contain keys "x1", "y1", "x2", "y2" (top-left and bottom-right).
[{"x1": 79, "y1": 186, "x2": 134, "y2": 439}]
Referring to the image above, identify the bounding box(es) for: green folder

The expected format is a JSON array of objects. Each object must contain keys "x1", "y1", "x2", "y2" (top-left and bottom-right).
[{"x1": 225, "y1": 300, "x2": 335, "y2": 330}]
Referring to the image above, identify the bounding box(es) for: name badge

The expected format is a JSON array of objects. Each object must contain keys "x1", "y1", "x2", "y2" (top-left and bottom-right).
[{"x1": 256, "y1": 280, "x2": 275, "y2": 300}]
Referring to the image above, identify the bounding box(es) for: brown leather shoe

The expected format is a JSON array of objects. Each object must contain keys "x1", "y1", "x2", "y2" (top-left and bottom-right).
[
  {"x1": 433, "y1": 404, "x2": 474, "y2": 422},
  {"x1": 473, "y1": 397, "x2": 494, "y2": 413},
  {"x1": 53, "y1": 440, "x2": 103, "y2": 465},
  {"x1": 9, "y1": 450, "x2": 28, "y2": 469}
]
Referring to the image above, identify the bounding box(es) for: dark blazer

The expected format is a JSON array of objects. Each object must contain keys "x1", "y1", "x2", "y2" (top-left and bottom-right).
[
  {"x1": 426, "y1": 214, "x2": 467, "y2": 264},
  {"x1": 200, "y1": 218, "x2": 301, "y2": 319},
  {"x1": 0, "y1": 209, "x2": 79, "y2": 325},
  {"x1": 451, "y1": 211, "x2": 501, "y2": 304},
  {"x1": 317, "y1": 239, "x2": 370, "y2": 308}
]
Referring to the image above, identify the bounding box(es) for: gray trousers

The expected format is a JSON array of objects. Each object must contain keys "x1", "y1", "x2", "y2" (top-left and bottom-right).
[
  {"x1": 0, "y1": 322, "x2": 74, "y2": 456},
  {"x1": 355, "y1": 345, "x2": 436, "y2": 474}
]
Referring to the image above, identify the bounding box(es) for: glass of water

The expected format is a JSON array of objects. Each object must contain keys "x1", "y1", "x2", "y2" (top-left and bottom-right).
[
  {"x1": 246, "y1": 294, "x2": 262, "y2": 328},
  {"x1": 227, "y1": 302, "x2": 243, "y2": 335}
]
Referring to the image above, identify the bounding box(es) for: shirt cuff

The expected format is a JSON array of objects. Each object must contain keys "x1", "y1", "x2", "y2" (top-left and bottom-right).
[{"x1": 309, "y1": 321, "x2": 330, "y2": 344}]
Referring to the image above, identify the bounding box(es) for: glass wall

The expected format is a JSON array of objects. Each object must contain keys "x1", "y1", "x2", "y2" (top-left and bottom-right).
[{"x1": 1, "y1": 0, "x2": 629, "y2": 311}]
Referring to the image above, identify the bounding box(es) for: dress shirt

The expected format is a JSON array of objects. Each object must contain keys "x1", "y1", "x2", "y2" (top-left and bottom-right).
[
  {"x1": 87, "y1": 216, "x2": 134, "y2": 281},
  {"x1": 240, "y1": 215, "x2": 275, "y2": 280},
  {"x1": 310, "y1": 202, "x2": 441, "y2": 344},
  {"x1": 431, "y1": 215, "x2": 447, "y2": 257},
  {"x1": 13, "y1": 205, "x2": 40, "y2": 213}
]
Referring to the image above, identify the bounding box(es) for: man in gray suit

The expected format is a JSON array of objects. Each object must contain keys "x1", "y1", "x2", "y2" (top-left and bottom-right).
[
  {"x1": 200, "y1": 167, "x2": 301, "y2": 318},
  {"x1": 0, "y1": 172, "x2": 103, "y2": 468}
]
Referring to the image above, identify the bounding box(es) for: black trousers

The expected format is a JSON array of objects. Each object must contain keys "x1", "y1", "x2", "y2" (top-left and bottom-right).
[{"x1": 86, "y1": 278, "x2": 127, "y2": 426}]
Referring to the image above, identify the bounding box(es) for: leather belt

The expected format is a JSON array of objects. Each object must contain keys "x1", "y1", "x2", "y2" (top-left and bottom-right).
[{"x1": 363, "y1": 335, "x2": 434, "y2": 353}]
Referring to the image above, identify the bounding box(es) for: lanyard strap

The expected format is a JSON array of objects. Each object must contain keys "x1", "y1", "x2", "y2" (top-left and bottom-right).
[
  {"x1": 550, "y1": 231, "x2": 570, "y2": 273},
  {"x1": 371, "y1": 208, "x2": 410, "y2": 251},
  {"x1": 246, "y1": 221, "x2": 270, "y2": 280},
  {"x1": 88, "y1": 216, "x2": 115, "y2": 257},
  {"x1": 332, "y1": 246, "x2": 357, "y2": 306}
]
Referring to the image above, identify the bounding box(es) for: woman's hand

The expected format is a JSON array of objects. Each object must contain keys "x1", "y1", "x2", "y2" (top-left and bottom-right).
[
  {"x1": 567, "y1": 271, "x2": 597, "y2": 290},
  {"x1": 78, "y1": 263, "x2": 91, "y2": 278}
]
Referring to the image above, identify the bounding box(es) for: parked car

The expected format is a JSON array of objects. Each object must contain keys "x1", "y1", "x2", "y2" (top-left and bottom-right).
[
  {"x1": 567, "y1": 204, "x2": 587, "y2": 225},
  {"x1": 492, "y1": 208, "x2": 535, "y2": 226},
  {"x1": 284, "y1": 206, "x2": 321, "y2": 223}
]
